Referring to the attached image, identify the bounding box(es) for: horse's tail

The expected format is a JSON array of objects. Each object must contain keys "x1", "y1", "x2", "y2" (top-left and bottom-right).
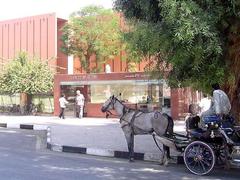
[{"x1": 162, "y1": 113, "x2": 174, "y2": 137}]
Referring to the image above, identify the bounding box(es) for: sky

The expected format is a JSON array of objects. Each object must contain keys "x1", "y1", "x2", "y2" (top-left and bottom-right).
[{"x1": 0, "y1": 0, "x2": 113, "y2": 21}]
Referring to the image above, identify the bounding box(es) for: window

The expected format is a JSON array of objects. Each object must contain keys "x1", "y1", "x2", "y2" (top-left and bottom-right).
[
  {"x1": 60, "y1": 80, "x2": 170, "y2": 111},
  {"x1": 90, "y1": 81, "x2": 162, "y2": 104}
]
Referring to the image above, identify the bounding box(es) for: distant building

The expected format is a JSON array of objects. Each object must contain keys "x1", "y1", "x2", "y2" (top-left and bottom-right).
[
  {"x1": 0, "y1": 13, "x2": 67, "y2": 74},
  {"x1": 0, "y1": 13, "x2": 202, "y2": 120}
]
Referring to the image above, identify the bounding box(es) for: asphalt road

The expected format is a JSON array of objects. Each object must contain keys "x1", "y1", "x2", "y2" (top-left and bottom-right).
[{"x1": 0, "y1": 128, "x2": 239, "y2": 180}]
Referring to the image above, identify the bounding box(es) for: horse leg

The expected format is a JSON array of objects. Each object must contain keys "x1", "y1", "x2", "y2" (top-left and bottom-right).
[
  {"x1": 162, "y1": 114, "x2": 173, "y2": 166},
  {"x1": 123, "y1": 129, "x2": 135, "y2": 162},
  {"x1": 162, "y1": 145, "x2": 170, "y2": 166},
  {"x1": 164, "y1": 145, "x2": 171, "y2": 159},
  {"x1": 129, "y1": 132, "x2": 134, "y2": 162}
]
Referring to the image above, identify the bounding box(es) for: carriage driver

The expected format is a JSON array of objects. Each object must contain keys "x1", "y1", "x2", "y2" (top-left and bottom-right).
[{"x1": 201, "y1": 83, "x2": 231, "y2": 119}]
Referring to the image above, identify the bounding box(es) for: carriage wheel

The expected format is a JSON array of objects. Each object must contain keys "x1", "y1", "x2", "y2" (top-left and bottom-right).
[{"x1": 184, "y1": 141, "x2": 215, "y2": 175}]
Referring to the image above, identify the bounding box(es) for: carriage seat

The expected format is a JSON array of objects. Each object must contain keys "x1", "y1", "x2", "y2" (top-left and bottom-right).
[
  {"x1": 202, "y1": 114, "x2": 236, "y2": 138},
  {"x1": 202, "y1": 114, "x2": 235, "y2": 128},
  {"x1": 202, "y1": 115, "x2": 240, "y2": 143}
]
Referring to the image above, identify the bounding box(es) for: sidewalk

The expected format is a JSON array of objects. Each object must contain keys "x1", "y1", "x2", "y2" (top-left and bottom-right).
[{"x1": 0, "y1": 115, "x2": 186, "y2": 162}]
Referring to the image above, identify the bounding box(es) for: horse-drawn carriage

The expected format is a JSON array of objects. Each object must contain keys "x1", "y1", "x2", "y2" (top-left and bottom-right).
[
  {"x1": 101, "y1": 96, "x2": 240, "y2": 176},
  {"x1": 155, "y1": 113, "x2": 240, "y2": 175}
]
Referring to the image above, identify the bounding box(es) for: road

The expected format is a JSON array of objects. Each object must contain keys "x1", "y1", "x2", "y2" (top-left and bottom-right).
[{"x1": 0, "y1": 128, "x2": 239, "y2": 180}]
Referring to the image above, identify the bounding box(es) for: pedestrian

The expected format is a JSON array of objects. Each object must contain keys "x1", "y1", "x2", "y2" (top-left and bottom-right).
[
  {"x1": 59, "y1": 93, "x2": 68, "y2": 119},
  {"x1": 201, "y1": 83, "x2": 231, "y2": 117},
  {"x1": 76, "y1": 90, "x2": 85, "y2": 118}
]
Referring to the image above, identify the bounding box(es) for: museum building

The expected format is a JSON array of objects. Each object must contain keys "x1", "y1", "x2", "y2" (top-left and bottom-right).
[{"x1": 0, "y1": 13, "x2": 201, "y2": 120}]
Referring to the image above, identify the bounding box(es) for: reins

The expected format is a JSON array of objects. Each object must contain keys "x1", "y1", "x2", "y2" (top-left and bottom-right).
[
  {"x1": 105, "y1": 110, "x2": 119, "y2": 118},
  {"x1": 152, "y1": 133, "x2": 163, "y2": 153}
]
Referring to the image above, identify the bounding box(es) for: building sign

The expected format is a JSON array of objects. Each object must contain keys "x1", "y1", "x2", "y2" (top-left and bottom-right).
[{"x1": 70, "y1": 74, "x2": 98, "y2": 81}]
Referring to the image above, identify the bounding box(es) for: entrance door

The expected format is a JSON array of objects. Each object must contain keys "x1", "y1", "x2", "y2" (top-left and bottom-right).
[{"x1": 60, "y1": 85, "x2": 88, "y2": 117}]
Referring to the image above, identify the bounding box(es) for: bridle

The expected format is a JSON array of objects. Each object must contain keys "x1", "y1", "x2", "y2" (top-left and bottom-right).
[
  {"x1": 102, "y1": 96, "x2": 130, "y2": 119},
  {"x1": 103, "y1": 96, "x2": 115, "y2": 110},
  {"x1": 102, "y1": 96, "x2": 118, "y2": 117}
]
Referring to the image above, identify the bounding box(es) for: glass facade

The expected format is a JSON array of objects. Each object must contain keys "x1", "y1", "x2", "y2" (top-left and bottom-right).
[
  {"x1": 60, "y1": 79, "x2": 171, "y2": 114},
  {"x1": 90, "y1": 81, "x2": 163, "y2": 105}
]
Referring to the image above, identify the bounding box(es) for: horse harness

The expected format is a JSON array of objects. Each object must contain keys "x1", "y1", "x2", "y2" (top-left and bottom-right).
[
  {"x1": 120, "y1": 107, "x2": 154, "y2": 135},
  {"x1": 106, "y1": 96, "x2": 171, "y2": 136},
  {"x1": 105, "y1": 96, "x2": 172, "y2": 154},
  {"x1": 119, "y1": 107, "x2": 170, "y2": 154}
]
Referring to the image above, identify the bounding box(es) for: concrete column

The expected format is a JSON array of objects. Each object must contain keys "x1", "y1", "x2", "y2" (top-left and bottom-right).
[{"x1": 67, "y1": 55, "x2": 74, "y2": 74}]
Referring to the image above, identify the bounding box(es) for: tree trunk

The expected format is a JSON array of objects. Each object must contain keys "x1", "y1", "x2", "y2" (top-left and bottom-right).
[
  {"x1": 86, "y1": 54, "x2": 91, "y2": 73},
  {"x1": 225, "y1": 20, "x2": 240, "y2": 123},
  {"x1": 20, "y1": 92, "x2": 27, "y2": 114},
  {"x1": 20, "y1": 92, "x2": 32, "y2": 114}
]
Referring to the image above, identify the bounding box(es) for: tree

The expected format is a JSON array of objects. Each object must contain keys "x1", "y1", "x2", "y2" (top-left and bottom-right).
[
  {"x1": 121, "y1": 21, "x2": 172, "y2": 74},
  {"x1": 0, "y1": 52, "x2": 54, "y2": 113},
  {"x1": 114, "y1": 0, "x2": 240, "y2": 120},
  {"x1": 61, "y1": 5, "x2": 122, "y2": 73}
]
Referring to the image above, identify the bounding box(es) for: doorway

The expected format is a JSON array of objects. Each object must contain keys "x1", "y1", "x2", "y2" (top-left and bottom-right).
[{"x1": 60, "y1": 85, "x2": 88, "y2": 117}]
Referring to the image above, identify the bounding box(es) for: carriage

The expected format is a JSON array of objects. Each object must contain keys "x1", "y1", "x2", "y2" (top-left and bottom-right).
[
  {"x1": 154, "y1": 114, "x2": 240, "y2": 175},
  {"x1": 101, "y1": 96, "x2": 240, "y2": 176}
]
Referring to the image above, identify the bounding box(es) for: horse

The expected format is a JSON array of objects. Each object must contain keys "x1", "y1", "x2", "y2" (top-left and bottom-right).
[{"x1": 101, "y1": 95, "x2": 174, "y2": 165}]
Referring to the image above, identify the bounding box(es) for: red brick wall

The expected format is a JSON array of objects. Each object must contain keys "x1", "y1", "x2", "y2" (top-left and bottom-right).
[
  {"x1": 56, "y1": 18, "x2": 68, "y2": 74},
  {"x1": 85, "y1": 103, "x2": 106, "y2": 117},
  {"x1": 73, "y1": 55, "x2": 150, "y2": 74},
  {"x1": 171, "y1": 87, "x2": 201, "y2": 120},
  {"x1": 0, "y1": 13, "x2": 58, "y2": 72}
]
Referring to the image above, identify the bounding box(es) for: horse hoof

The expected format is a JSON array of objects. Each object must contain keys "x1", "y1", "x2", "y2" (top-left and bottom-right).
[
  {"x1": 163, "y1": 159, "x2": 169, "y2": 166},
  {"x1": 159, "y1": 156, "x2": 169, "y2": 166},
  {"x1": 129, "y1": 158, "x2": 134, "y2": 162},
  {"x1": 159, "y1": 159, "x2": 164, "y2": 165}
]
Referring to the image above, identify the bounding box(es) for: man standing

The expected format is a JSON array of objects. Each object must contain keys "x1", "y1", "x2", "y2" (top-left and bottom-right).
[
  {"x1": 76, "y1": 90, "x2": 85, "y2": 118},
  {"x1": 59, "y1": 93, "x2": 68, "y2": 119}
]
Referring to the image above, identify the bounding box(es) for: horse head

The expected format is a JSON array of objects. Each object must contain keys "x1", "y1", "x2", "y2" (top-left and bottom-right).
[{"x1": 101, "y1": 95, "x2": 116, "y2": 113}]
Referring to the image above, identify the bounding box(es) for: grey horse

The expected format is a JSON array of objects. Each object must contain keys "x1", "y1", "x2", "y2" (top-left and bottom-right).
[{"x1": 101, "y1": 95, "x2": 174, "y2": 164}]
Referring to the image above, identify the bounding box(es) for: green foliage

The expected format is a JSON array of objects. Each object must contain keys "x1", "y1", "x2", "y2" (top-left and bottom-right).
[
  {"x1": 0, "y1": 52, "x2": 53, "y2": 94},
  {"x1": 114, "y1": 0, "x2": 240, "y2": 92},
  {"x1": 123, "y1": 21, "x2": 163, "y2": 61},
  {"x1": 61, "y1": 5, "x2": 122, "y2": 73}
]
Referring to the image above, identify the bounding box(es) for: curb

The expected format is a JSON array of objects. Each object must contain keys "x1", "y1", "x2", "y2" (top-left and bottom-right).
[
  {"x1": 0, "y1": 123, "x2": 48, "y2": 130},
  {"x1": 0, "y1": 123, "x2": 184, "y2": 164},
  {"x1": 46, "y1": 143, "x2": 184, "y2": 164}
]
